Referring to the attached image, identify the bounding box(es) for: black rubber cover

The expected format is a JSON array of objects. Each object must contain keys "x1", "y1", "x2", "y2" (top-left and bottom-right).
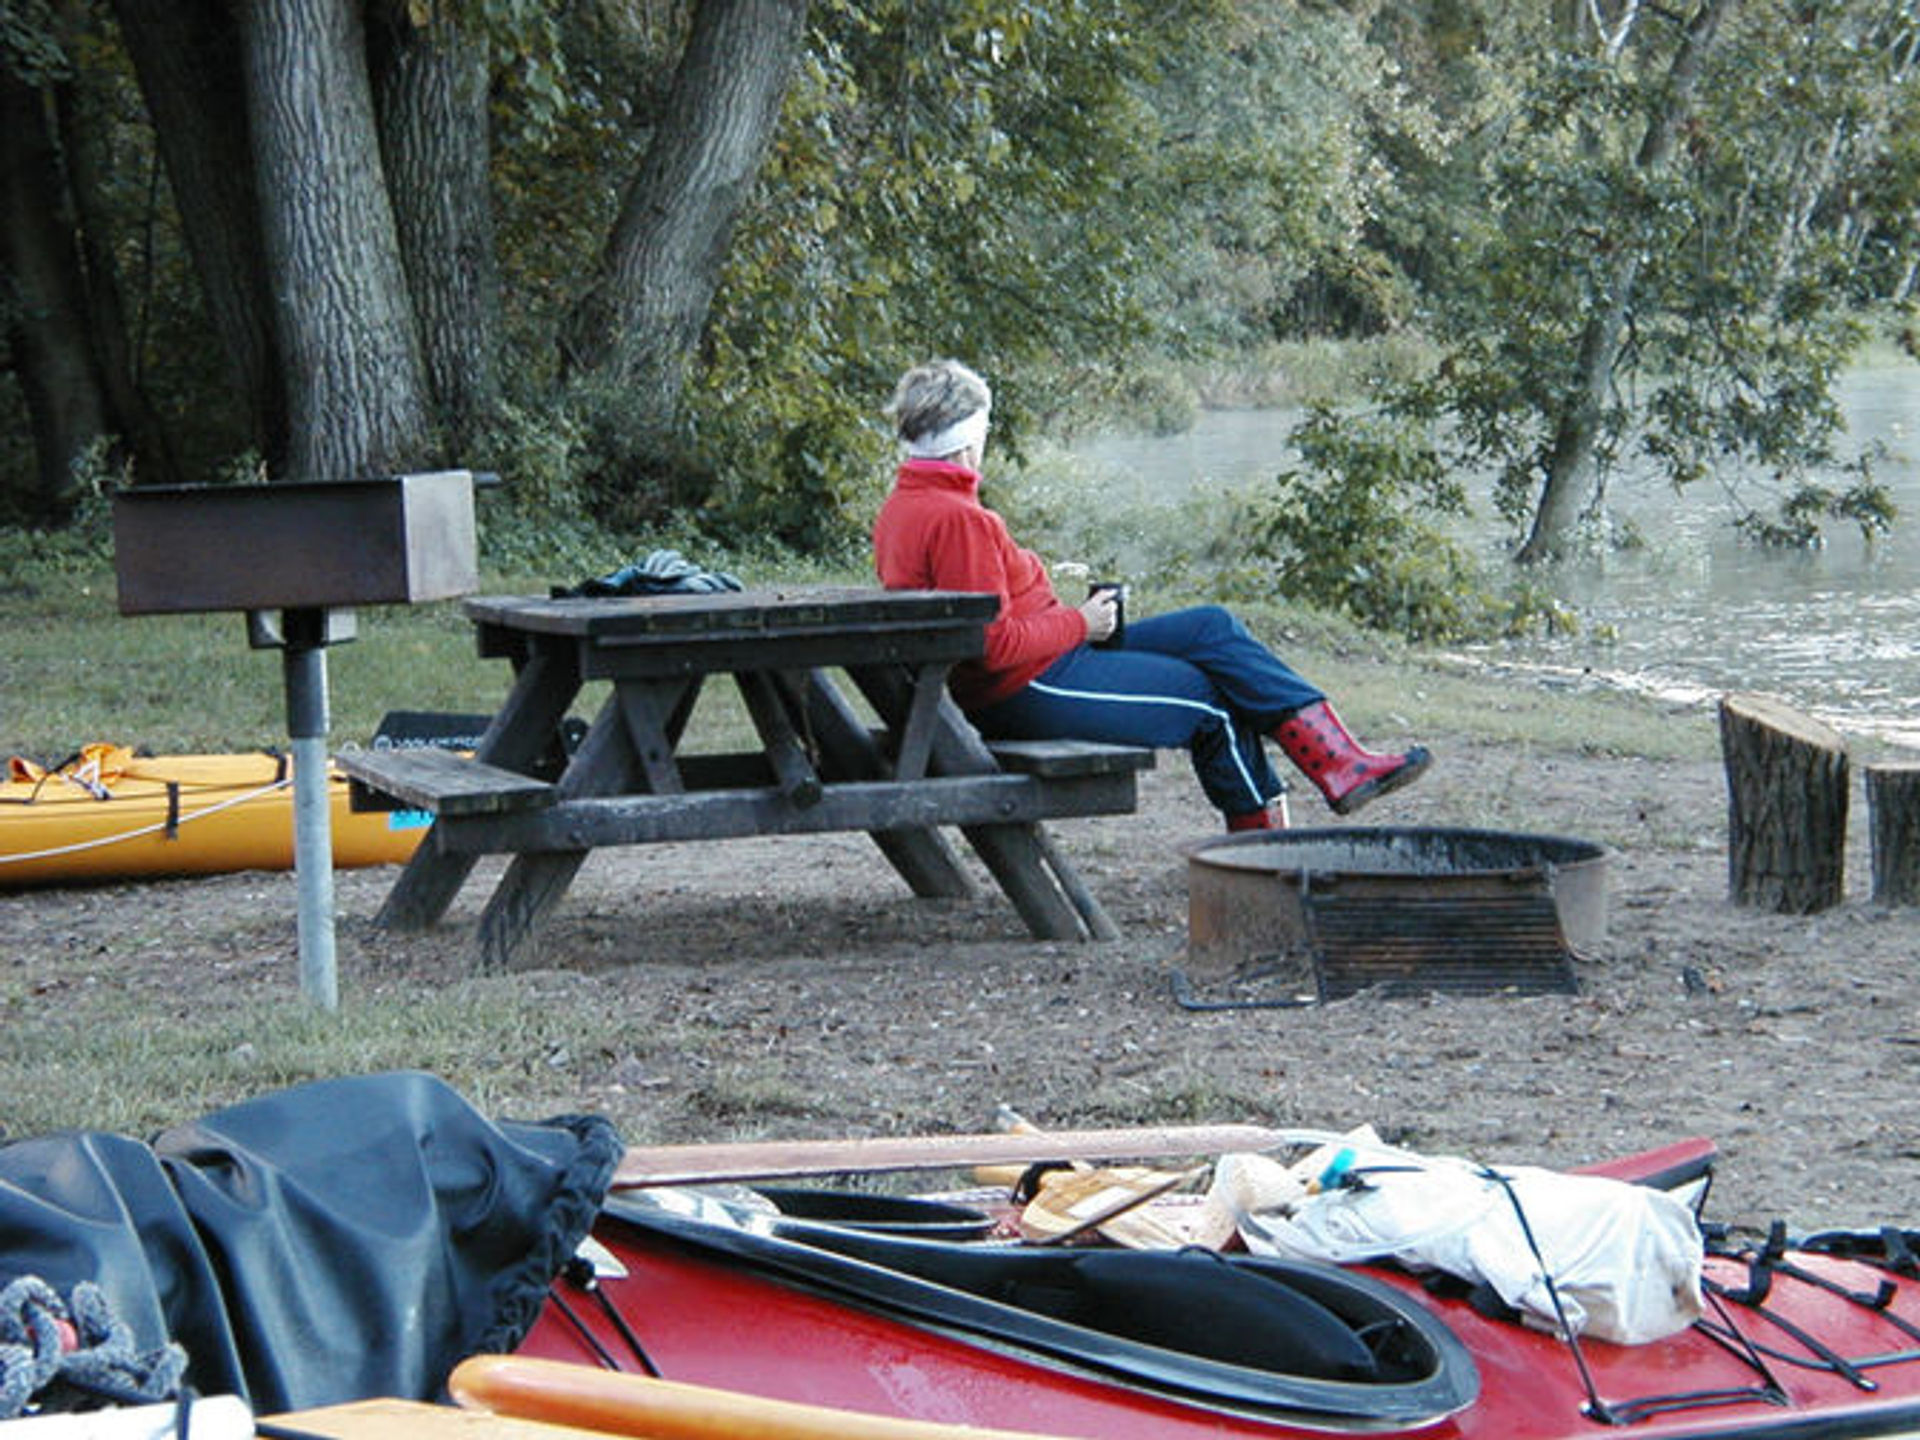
[{"x1": 0, "y1": 1071, "x2": 620, "y2": 1413}]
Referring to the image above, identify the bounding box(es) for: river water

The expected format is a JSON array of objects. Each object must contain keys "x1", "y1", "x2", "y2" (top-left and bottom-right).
[{"x1": 1071, "y1": 363, "x2": 1920, "y2": 746}]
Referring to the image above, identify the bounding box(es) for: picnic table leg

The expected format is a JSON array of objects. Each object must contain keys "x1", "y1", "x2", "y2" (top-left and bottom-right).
[
  {"x1": 474, "y1": 681, "x2": 691, "y2": 969},
  {"x1": 376, "y1": 646, "x2": 581, "y2": 931},
  {"x1": 846, "y1": 666, "x2": 1100, "y2": 942},
  {"x1": 736, "y1": 671, "x2": 824, "y2": 807},
  {"x1": 1031, "y1": 823, "x2": 1121, "y2": 942},
  {"x1": 794, "y1": 671, "x2": 978, "y2": 900}
]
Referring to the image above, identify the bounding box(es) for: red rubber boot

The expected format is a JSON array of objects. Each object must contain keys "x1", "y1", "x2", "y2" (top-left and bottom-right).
[{"x1": 1274, "y1": 701, "x2": 1431, "y2": 816}]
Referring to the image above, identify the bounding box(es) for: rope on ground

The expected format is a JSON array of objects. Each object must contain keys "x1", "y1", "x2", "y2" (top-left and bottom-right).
[{"x1": 0, "y1": 1275, "x2": 187, "y2": 1419}]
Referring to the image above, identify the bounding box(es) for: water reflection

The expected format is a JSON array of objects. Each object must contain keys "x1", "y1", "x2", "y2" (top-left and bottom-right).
[{"x1": 1069, "y1": 364, "x2": 1920, "y2": 745}]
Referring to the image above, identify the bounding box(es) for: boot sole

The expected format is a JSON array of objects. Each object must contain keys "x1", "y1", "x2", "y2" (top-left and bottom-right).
[{"x1": 1329, "y1": 747, "x2": 1432, "y2": 817}]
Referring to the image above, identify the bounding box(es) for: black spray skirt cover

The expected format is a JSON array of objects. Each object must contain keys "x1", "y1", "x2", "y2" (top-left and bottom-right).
[{"x1": 0, "y1": 1070, "x2": 621, "y2": 1413}]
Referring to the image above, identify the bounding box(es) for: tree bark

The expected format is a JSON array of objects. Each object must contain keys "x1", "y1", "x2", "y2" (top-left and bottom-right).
[
  {"x1": 0, "y1": 67, "x2": 112, "y2": 517},
  {"x1": 367, "y1": 2, "x2": 501, "y2": 456},
  {"x1": 562, "y1": 0, "x2": 807, "y2": 432},
  {"x1": 1718, "y1": 693, "x2": 1849, "y2": 914},
  {"x1": 50, "y1": 0, "x2": 181, "y2": 488},
  {"x1": 1515, "y1": 0, "x2": 1734, "y2": 564},
  {"x1": 1867, "y1": 762, "x2": 1920, "y2": 906},
  {"x1": 236, "y1": 0, "x2": 429, "y2": 483},
  {"x1": 111, "y1": 0, "x2": 290, "y2": 473}
]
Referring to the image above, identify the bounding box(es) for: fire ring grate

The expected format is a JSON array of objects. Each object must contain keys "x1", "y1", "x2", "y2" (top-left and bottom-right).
[{"x1": 1181, "y1": 826, "x2": 1606, "y2": 1004}]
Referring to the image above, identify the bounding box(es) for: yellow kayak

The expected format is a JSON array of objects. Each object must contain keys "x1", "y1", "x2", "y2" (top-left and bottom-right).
[{"x1": 1, "y1": 743, "x2": 428, "y2": 888}]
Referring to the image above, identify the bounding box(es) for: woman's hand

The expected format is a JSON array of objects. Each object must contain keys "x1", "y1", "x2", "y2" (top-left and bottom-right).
[{"x1": 1079, "y1": 588, "x2": 1119, "y2": 643}]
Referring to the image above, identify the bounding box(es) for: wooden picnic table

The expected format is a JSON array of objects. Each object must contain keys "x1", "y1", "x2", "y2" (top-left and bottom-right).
[{"x1": 341, "y1": 587, "x2": 1152, "y2": 968}]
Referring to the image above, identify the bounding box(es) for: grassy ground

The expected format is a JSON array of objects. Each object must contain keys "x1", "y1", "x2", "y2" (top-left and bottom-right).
[
  {"x1": 0, "y1": 543, "x2": 1720, "y2": 1144},
  {"x1": 0, "y1": 549, "x2": 1710, "y2": 767}
]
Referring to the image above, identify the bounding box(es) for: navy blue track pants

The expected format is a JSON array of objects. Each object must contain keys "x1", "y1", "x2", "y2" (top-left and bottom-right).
[{"x1": 969, "y1": 605, "x2": 1325, "y2": 818}]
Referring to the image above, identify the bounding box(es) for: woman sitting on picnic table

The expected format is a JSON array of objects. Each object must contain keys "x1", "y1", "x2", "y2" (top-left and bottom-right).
[{"x1": 871, "y1": 358, "x2": 1432, "y2": 831}]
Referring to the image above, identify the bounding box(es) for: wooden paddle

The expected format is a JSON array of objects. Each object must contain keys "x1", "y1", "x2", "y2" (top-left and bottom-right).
[
  {"x1": 451, "y1": 1355, "x2": 1083, "y2": 1440},
  {"x1": 610, "y1": 1122, "x2": 1299, "y2": 1189},
  {"x1": 611, "y1": 1124, "x2": 1720, "y2": 1192}
]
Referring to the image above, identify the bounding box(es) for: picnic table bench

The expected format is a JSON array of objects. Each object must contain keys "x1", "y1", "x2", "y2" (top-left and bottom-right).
[{"x1": 340, "y1": 588, "x2": 1153, "y2": 968}]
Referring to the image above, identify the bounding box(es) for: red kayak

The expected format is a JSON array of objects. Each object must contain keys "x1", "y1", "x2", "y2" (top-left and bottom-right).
[{"x1": 513, "y1": 1142, "x2": 1920, "y2": 1440}]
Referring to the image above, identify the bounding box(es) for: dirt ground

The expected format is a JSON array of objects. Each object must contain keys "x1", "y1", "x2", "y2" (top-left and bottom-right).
[{"x1": 15, "y1": 722, "x2": 1920, "y2": 1238}]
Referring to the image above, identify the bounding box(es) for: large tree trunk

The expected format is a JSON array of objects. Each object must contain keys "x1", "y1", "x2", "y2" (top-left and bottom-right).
[
  {"x1": 0, "y1": 67, "x2": 113, "y2": 518},
  {"x1": 236, "y1": 0, "x2": 429, "y2": 483},
  {"x1": 367, "y1": 2, "x2": 501, "y2": 457},
  {"x1": 562, "y1": 0, "x2": 807, "y2": 433},
  {"x1": 111, "y1": 0, "x2": 290, "y2": 474},
  {"x1": 50, "y1": 0, "x2": 181, "y2": 489},
  {"x1": 1515, "y1": 0, "x2": 1734, "y2": 564}
]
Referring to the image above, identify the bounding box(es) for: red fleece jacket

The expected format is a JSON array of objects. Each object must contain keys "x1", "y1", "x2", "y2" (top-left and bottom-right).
[{"x1": 872, "y1": 459, "x2": 1088, "y2": 710}]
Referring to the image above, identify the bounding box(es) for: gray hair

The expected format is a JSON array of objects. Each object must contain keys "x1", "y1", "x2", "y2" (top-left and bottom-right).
[{"x1": 886, "y1": 359, "x2": 992, "y2": 447}]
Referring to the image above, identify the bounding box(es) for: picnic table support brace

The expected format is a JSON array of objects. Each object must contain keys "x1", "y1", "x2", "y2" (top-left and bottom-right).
[
  {"x1": 377, "y1": 645, "x2": 583, "y2": 931},
  {"x1": 476, "y1": 678, "x2": 698, "y2": 970},
  {"x1": 797, "y1": 671, "x2": 978, "y2": 901},
  {"x1": 849, "y1": 666, "x2": 1103, "y2": 942}
]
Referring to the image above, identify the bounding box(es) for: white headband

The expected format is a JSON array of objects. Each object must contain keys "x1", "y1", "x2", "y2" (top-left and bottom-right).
[{"x1": 904, "y1": 405, "x2": 990, "y2": 460}]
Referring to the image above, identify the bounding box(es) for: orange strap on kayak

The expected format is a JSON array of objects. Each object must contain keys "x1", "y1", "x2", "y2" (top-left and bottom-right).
[{"x1": 449, "y1": 1355, "x2": 1080, "y2": 1440}]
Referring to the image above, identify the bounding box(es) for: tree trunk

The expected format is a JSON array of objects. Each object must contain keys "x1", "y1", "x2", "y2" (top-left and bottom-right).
[
  {"x1": 111, "y1": 0, "x2": 290, "y2": 474},
  {"x1": 562, "y1": 0, "x2": 807, "y2": 432},
  {"x1": 368, "y1": 2, "x2": 501, "y2": 456},
  {"x1": 1867, "y1": 763, "x2": 1920, "y2": 906},
  {"x1": 0, "y1": 67, "x2": 112, "y2": 518},
  {"x1": 1515, "y1": 0, "x2": 1734, "y2": 564},
  {"x1": 236, "y1": 0, "x2": 429, "y2": 483},
  {"x1": 50, "y1": 0, "x2": 182, "y2": 489},
  {"x1": 1718, "y1": 693, "x2": 1849, "y2": 914}
]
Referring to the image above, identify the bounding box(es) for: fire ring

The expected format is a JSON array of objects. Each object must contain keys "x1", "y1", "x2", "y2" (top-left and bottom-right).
[{"x1": 1183, "y1": 827, "x2": 1609, "y2": 1002}]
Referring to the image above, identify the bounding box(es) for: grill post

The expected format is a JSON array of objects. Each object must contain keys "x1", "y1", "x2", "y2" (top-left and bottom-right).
[
  {"x1": 278, "y1": 608, "x2": 343, "y2": 1008},
  {"x1": 114, "y1": 472, "x2": 480, "y2": 1009}
]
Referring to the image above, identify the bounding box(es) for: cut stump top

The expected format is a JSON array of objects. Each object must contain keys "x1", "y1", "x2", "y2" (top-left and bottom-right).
[{"x1": 1720, "y1": 692, "x2": 1846, "y2": 753}]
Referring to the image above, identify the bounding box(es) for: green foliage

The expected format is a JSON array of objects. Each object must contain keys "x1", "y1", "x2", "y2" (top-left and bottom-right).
[
  {"x1": 0, "y1": 0, "x2": 66, "y2": 84},
  {"x1": 1235, "y1": 404, "x2": 1569, "y2": 642},
  {"x1": 13, "y1": 0, "x2": 1915, "y2": 606},
  {"x1": 1142, "y1": 3, "x2": 1438, "y2": 348},
  {"x1": 673, "y1": 0, "x2": 1239, "y2": 544},
  {"x1": 0, "y1": 439, "x2": 120, "y2": 576},
  {"x1": 1320, "y1": 2, "x2": 1912, "y2": 563}
]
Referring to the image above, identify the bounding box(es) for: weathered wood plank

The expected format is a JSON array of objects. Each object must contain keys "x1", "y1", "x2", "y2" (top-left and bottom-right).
[
  {"x1": 468, "y1": 591, "x2": 991, "y2": 683},
  {"x1": 799, "y1": 669, "x2": 978, "y2": 902},
  {"x1": 736, "y1": 670, "x2": 823, "y2": 807},
  {"x1": 987, "y1": 738, "x2": 1157, "y2": 778},
  {"x1": 474, "y1": 693, "x2": 649, "y2": 969},
  {"x1": 374, "y1": 645, "x2": 583, "y2": 931},
  {"x1": 1867, "y1": 761, "x2": 1920, "y2": 906},
  {"x1": 466, "y1": 588, "x2": 997, "y2": 640},
  {"x1": 849, "y1": 665, "x2": 1101, "y2": 941},
  {"x1": 1719, "y1": 692, "x2": 1849, "y2": 913},
  {"x1": 338, "y1": 747, "x2": 554, "y2": 817},
  {"x1": 429, "y1": 773, "x2": 1141, "y2": 854},
  {"x1": 891, "y1": 662, "x2": 949, "y2": 781}
]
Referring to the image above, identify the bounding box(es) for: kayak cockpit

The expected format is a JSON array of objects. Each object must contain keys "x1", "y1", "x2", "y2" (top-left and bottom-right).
[{"x1": 597, "y1": 1196, "x2": 1479, "y2": 1428}]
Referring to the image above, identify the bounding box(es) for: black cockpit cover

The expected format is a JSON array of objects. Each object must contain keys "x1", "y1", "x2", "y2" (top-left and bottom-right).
[{"x1": 0, "y1": 1071, "x2": 621, "y2": 1412}]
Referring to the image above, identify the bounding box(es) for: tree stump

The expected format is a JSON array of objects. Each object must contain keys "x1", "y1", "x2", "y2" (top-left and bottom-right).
[
  {"x1": 1718, "y1": 693, "x2": 1849, "y2": 913},
  {"x1": 1867, "y1": 762, "x2": 1920, "y2": 906}
]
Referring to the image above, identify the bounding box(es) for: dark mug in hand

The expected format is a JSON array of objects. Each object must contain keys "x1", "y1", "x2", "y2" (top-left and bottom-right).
[{"x1": 1089, "y1": 582, "x2": 1126, "y2": 647}]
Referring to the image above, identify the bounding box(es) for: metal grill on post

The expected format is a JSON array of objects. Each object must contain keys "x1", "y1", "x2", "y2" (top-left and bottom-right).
[{"x1": 112, "y1": 471, "x2": 480, "y2": 1008}]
